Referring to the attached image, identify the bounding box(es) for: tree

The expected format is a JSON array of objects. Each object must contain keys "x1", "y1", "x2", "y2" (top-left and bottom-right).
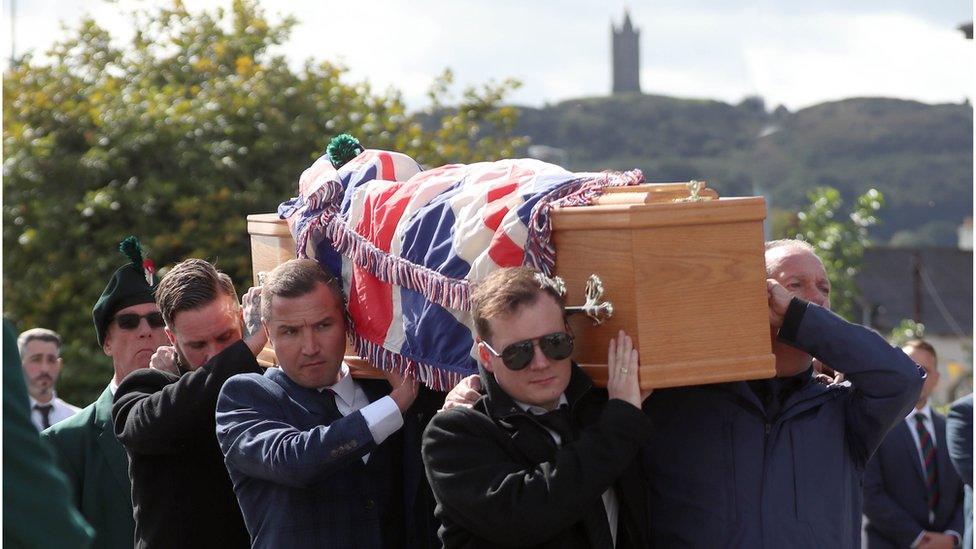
[
  {"x1": 781, "y1": 187, "x2": 884, "y2": 321},
  {"x1": 3, "y1": 0, "x2": 525, "y2": 404}
]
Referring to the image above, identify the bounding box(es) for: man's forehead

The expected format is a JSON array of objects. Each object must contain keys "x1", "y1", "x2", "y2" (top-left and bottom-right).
[
  {"x1": 116, "y1": 302, "x2": 161, "y2": 316},
  {"x1": 24, "y1": 339, "x2": 59, "y2": 354},
  {"x1": 766, "y1": 246, "x2": 826, "y2": 276}
]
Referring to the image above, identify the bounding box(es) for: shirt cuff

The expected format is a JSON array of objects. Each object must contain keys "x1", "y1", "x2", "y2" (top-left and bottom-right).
[
  {"x1": 911, "y1": 530, "x2": 927, "y2": 548},
  {"x1": 359, "y1": 396, "x2": 403, "y2": 445},
  {"x1": 776, "y1": 297, "x2": 808, "y2": 344}
]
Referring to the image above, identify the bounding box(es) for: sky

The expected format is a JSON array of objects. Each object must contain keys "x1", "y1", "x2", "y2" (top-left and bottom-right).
[{"x1": 2, "y1": 0, "x2": 973, "y2": 111}]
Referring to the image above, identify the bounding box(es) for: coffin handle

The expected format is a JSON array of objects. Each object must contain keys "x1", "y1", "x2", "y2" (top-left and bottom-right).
[{"x1": 565, "y1": 274, "x2": 614, "y2": 325}]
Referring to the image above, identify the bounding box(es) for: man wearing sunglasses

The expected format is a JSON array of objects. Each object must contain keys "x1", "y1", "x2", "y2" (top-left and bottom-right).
[
  {"x1": 442, "y1": 241, "x2": 923, "y2": 548},
  {"x1": 422, "y1": 266, "x2": 654, "y2": 548},
  {"x1": 41, "y1": 237, "x2": 169, "y2": 549},
  {"x1": 113, "y1": 258, "x2": 265, "y2": 548}
]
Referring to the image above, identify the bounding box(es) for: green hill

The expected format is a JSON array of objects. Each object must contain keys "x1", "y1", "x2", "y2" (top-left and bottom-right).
[{"x1": 514, "y1": 95, "x2": 973, "y2": 245}]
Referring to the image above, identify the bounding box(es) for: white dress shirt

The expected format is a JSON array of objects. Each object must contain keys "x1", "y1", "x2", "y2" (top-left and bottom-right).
[
  {"x1": 29, "y1": 392, "x2": 81, "y2": 432},
  {"x1": 319, "y1": 363, "x2": 403, "y2": 463},
  {"x1": 514, "y1": 394, "x2": 620, "y2": 547}
]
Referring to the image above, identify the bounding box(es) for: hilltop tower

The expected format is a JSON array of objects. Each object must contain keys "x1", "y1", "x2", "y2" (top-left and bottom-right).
[{"x1": 612, "y1": 10, "x2": 641, "y2": 94}]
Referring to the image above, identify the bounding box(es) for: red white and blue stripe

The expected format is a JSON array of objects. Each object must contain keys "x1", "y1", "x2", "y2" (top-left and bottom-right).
[{"x1": 279, "y1": 149, "x2": 643, "y2": 390}]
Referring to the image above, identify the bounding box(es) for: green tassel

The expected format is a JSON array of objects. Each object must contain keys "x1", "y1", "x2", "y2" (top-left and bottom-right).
[
  {"x1": 118, "y1": 235, "x2": 144, "y2": 268},
  {"x1": 327, "y1": 134, "x2": 364, "y2": 169}
]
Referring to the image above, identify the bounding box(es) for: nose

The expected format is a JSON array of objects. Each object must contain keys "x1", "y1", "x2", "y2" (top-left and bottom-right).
[
  {"x1": 136, "y1": 317, "x2": 153, "y2": 337},
  {"x1": 526, "y1": 341, "x2": 550, "y2": 371},
  {"x1": 301, "y1": 329, "x2": 319, "y2": 356}
]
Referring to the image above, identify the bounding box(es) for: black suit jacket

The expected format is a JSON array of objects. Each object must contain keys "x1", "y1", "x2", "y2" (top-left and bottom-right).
[
  {"x1": 112, "y1": 340, "x2": 261, "y2": 549},
  {"x1": 423, "y1": 365, "x2": 653, "y2": 548},
  {"x1": 863, "y1": 411, "x2": 966, "y2": 548}
]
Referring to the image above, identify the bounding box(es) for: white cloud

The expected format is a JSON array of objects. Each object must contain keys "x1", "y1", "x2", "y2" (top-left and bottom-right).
[{"x1": 3, "y1": 1, "x2": 972, "y2": 110}]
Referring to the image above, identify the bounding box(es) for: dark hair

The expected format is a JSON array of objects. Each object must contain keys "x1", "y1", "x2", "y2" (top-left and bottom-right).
[
  {"x1": 261, "y1": 259, "x2": 344, "y2": 322},
  {"x1": 155, "y1": 258, "x2": 237, "y2": 326},
  {"x1": 470, "y1": 267, "x2": 566, "y2": 343},
  {"x1": 904, "y1": 339, "x2": 937, "y2": 362},
  {"x1": 17, "y1": 328, "x2": 62, "y2": 356}
]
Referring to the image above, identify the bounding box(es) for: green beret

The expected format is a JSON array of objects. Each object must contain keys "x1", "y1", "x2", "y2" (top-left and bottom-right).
[{"x1": 92, "y1": 236, "x2": 158, "y2": 346}]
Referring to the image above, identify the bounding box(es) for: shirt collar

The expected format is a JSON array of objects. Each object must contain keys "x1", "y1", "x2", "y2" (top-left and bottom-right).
[
  {"x1": 909, "y1": 404, "x2": 932, "y2": 422},
  {"x1": 320, "y1": 363, "x2": 355, "y2": 407},
  {"x1": 514, "y1": 394, "x2": 569, "y2": 416},
  {"x1": 28, "y1": 392, "x2": 56, "y2": 408}
]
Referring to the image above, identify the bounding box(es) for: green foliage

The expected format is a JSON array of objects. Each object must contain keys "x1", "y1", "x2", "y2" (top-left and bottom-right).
[
  {"x1": 889, "y1": 319, "x2": 926, "y2": 346},
  {"x1": 514, "y1": 96, "x2": 972, "y2": 244},
  {"x1": 3, "y1": 0, "x2": 524, "y2": 405},
  {"x1": 785, "y1": 187, "x2": 884, "y2": 321}
]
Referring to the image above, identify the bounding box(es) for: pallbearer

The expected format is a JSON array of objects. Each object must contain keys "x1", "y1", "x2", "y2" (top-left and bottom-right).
[{"x1": 423, "y1": 267, "x2": 654, "y2": 548}]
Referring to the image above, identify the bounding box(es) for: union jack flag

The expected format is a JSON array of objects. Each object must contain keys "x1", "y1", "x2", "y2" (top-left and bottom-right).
[{"x1": 279, "y1": 150, "x2": 642, "y2": 390}]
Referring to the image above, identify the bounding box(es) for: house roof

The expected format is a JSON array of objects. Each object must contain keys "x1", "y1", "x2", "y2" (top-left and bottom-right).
[{"x1": 855, "y1": 246, "x2": 972, "y2": 336}]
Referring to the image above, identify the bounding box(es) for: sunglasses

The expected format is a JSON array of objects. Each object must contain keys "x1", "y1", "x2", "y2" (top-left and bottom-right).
[
  {"x1": 482, "y1": 331, "x2": 574, "y2": 371},
  {"x1": 113, "y1": 312, "x2": 166, "y2": 330}
]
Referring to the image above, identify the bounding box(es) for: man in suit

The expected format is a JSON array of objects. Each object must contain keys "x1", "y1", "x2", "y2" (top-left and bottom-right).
[
  {"x1": 19, "y1": 327, "x2": 81, "y2": 430},
  {"x1": 863, "y1": 339, "x2": 965, "y2": 549},
  {"x1": 113, "y1": 258, "x2": 265, "y2": 548},
  {"x1": 216, "y1": 258, "x2": 442, "y2": 549},
  {"x1": 42, "y1": 236, "x2": 168, "y2": 549},
  {"x1": 423, "y1": 266, "x2": 654, "y2": 548},
  {"x1": 946, "y1": 394, "x2": 973, "y2": 549}
]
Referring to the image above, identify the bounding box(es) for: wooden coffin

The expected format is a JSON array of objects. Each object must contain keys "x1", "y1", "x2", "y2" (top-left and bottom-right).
[
  {"x1": 246, "y1": 182, "x2": 775, "y2": 389},
  {"x1": 554, "y1": 184, "x2": 775, "y2": 389}
]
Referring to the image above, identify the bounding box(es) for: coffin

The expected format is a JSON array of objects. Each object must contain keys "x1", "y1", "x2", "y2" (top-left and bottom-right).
[{"x1": 247, "y1": 182, "x2": 775, "y2": 389}]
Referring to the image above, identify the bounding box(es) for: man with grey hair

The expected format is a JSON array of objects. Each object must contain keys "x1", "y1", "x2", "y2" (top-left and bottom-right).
[
  {"x1": 444, "y1": 238, "x2": 923, "y2": 548},
  {"x1": 18, "y1": 327, "x2": 80, "y2": 431}
]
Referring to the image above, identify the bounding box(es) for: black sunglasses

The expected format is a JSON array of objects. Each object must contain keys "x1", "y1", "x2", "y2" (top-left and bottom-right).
[
  {"x1": 482, "y1": 331, "x2": 574, "y2": 371},
  {"x1": 113, "y1": 312, "x2": 166, "y2": 330}
]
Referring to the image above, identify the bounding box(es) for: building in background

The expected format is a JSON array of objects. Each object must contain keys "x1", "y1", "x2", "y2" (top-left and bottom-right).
[
  {"x1": 611, "y1": 10, "x2": 641, "y2": 94},
  {"x1": 856, "y1": 246, "x2": 973, "y2": 403}
]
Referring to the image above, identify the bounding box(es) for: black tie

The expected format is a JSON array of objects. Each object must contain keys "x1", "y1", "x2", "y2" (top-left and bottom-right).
[
  {"x1": 34, "y1": 404, "x2": 53, "y2": 429},
  {"x1": 537, "y1": 406, "x2": 574, "y2": 444},
  {"x1": 322, "y1": 388, "x2": 341, "y2": 421}
]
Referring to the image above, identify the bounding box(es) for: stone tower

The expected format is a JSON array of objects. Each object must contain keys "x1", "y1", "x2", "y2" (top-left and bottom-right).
[{"x1": 611, "y1": 10, "x2": 641, "y2": 94}]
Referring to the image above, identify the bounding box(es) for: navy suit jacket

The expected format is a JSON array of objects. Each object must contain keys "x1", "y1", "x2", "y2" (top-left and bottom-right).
[
  {"x1": 863, "y1": 411, "x2": 965, "y2": 548},
  {"x1": 946, "y1": 395, "x2": 973, "y2": 549},
  {"x1": 216, "y1": 367, "x2": 440, "y2": 549}
]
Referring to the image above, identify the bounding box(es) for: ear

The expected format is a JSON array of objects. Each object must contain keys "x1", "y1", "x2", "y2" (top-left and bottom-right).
[
  {"x1": 102, "y1": 336, "x2": 113, "y2": 358},
  {"x1": 477, "y1": 341, "x2": 494, "y2": 373},
  {"x1": 264, "y1": 323, "x2": 274, "y2": 349},
  {"x1": 164, "y1": 326, "x2": 177, "y2": 346}
]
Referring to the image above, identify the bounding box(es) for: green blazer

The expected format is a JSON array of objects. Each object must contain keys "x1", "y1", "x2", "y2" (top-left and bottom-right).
[
  {"x1": 43, "y1": 386, "x2": 135, "y2": 549},
  {"x1": 3, "y1": 319, "x2": 93, "y2": 548}
]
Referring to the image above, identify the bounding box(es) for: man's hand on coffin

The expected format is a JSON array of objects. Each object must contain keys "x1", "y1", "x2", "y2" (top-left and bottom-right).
[
  {"x1": 149, "y1": 345, "x2": 180, "y2": 375},
  {"x1": 440, "y1": 375, "x2": 482, "y2": 412},
  {"x1": 607, "y1": 330, "x2": 651, "y2": 408},
  {"x1": 241, "y1": 286, "x2": 268, "y2": 357},
  {"x1": 766, "y1": 279, "x2": 793, "y2": 329},
  {"x1": 385, "y1": 368, "x2": 419, "y2": 413}
]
